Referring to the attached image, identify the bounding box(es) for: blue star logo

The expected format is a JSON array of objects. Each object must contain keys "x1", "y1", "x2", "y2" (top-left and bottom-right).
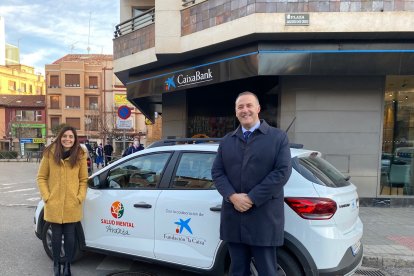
[
  {"x1": 165, "y1": 76, "x2": 176, "y2": 91},
  {"x1": 175, "y1": 218, "x2": 193, "y2": 234}
]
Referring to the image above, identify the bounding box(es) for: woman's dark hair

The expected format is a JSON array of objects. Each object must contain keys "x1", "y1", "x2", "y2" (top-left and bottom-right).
[{"x1": 44, "y1": 126, "x2": 84, "y2": 167}]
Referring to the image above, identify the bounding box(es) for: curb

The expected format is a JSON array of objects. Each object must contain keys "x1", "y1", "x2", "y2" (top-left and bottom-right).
[{"x1": 363, "y1": 254, "x2": 414, "y2": 268}]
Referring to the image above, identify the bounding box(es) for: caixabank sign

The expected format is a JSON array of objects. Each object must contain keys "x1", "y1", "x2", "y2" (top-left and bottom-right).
[{"x1": 164, "y1": 68, "x2": 214, "y2": 92}]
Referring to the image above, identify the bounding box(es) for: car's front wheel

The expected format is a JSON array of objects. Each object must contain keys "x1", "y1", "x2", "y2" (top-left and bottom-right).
[{"x1": 41, "y1": 222, "x2": 82, "y2": 262}]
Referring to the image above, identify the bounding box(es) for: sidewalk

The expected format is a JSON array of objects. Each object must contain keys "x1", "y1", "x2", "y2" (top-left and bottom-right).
[{"x1": 360, "y1": 207, "x2": 414, "y2": 268}]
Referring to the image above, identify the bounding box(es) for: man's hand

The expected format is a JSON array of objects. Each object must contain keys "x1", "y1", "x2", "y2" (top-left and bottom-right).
[{"x1": 229, "y1": 193, "x2": 253, "y2": 212}]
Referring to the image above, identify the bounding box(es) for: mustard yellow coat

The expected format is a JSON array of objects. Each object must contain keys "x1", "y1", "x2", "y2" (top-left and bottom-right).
[{"x1": 37, "y1": 145, "x2": 88, "y2": 224}]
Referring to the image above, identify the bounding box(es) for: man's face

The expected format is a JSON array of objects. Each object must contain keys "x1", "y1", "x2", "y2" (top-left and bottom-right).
[{"x1": 235, "y1": 94, "x2": 260, "y2": 129}]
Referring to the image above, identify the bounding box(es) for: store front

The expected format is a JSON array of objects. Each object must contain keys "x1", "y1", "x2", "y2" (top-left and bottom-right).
[
  {"x1": 381, "y1": 76, "x2": 414, "y2": 196},
  {"x1": 122, "y1": 42, "x2": 414, "y2": 200}
]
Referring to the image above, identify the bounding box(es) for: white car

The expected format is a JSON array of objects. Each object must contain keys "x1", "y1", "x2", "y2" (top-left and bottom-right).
[{"x1": 34, "y1": 139, "x2": 363, "y2": 275}]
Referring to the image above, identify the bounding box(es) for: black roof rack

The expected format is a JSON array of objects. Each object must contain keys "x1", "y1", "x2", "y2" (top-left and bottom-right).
[{"x1": 147, "y1": 138, "x2": 222, "y2": 149}]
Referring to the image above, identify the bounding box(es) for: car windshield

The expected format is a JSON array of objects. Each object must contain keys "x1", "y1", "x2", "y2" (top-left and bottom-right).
[{"x1": 292, "y1": 153, "x2": 350, "y2": 188}]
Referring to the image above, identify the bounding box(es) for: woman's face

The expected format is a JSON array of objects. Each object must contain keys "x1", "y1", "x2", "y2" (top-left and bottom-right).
[{"x1": 61, "y1": 130, "x2": 75, "y2": 151}]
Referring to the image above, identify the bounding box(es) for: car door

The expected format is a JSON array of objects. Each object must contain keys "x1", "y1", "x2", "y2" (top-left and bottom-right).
[
  {"x1": 82, "y1": 152, "x2": 172, "y2": 259},
  {"x1": 154, "y1": 151, "x2": 223, "y2": 269}
]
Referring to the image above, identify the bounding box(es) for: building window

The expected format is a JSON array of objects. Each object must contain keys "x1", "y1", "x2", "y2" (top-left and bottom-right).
[
  {"x1": 88, "y1": 97, "x2": 98, "y2": 110},
  {"x1": 88, "y1": 76, "x2": 98, "y2": 89},
  {"x1": 85, "y1": 115, "x2": 99, "y2": 131},
  {"x1": 16, "y1": 110, "x2": 42, "y2": 122},
  {"x1": 50, "y1": 96, "x2": 60, "y2": 109},
  {"x1": 51, "y1": 117, "x2": 60, "y2": 129},
  {"x1": 29, "y1": 85, "x2": 33, "y2": 93},
  {"x1": 65, "y1": 74, "x2": 80, "y2": 87},
  {"x1": 65, "y1": 96, "x2": 80, "y2": 109},
  {"x1": 36, "y1": 86, "x2": 42, "y2": 94},
  {"x1": 66, "y1": 118, "x2": 81, "y2": 129},
  {"x1": 8, "y1": 80, "x2": 16, "y2": 91},
  {"x1": 381, "y1": 76, "x2": 414, "y2": 196},
  {"x1": 50, "y1": 75, "x2": 59, "y2": 88},
  {"x1": 21, "y1": 83, "x2": 26, "y2": 93}
]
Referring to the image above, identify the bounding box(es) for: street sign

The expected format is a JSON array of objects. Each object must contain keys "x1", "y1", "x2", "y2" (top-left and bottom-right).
[
  {"x1": 117, "y1": 105, "x2": 131, "y2": 120},
  {"x1": 117, "y1": 118, "x2": 133, "y2": 129}
]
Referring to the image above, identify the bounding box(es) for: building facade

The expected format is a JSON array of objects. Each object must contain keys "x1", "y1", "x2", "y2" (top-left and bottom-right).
[
  {"x1": 0, "y1": 64, "x2": 46, "y2": 95},
  {"x1": 45, "y1": 54, "x2": 146, "y2": 156},
  {"x1": 0, "y1": 94, "x2": 46, "y2": 153},
  {"x1": 113, "y1": 0, "x2": 414, "y2": 200}
]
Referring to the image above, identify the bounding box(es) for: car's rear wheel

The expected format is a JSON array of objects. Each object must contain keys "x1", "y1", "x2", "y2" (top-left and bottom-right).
[
  {"x1": 277, "y1": 247, "x2": 305, "y2": 276},
  {"x1": 41, "y1": 222, "x2": 82, "y2": 262}
]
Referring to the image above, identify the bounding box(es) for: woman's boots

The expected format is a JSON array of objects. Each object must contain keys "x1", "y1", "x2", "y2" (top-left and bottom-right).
[
  {"x1": 63, "y1": 262, "x2": 71, "y2": 276},
  {"x1": 53, "y1": 261, "x2": 61, "y2": 276}
]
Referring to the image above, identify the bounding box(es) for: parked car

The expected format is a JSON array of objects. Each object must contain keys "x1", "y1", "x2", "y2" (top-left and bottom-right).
[{"x1": 34, "y1": 139, "x2": 363, "y2": 275}]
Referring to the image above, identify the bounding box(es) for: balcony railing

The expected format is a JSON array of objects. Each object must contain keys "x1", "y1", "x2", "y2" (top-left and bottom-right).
[{"x1": 114, "y1": 8, "x2": 155, "y2": 38}]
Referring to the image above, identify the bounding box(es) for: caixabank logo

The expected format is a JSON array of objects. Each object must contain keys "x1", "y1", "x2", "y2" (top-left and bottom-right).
[{"x1": 164, "y1": 68, "x2": 213, "y2": 91}]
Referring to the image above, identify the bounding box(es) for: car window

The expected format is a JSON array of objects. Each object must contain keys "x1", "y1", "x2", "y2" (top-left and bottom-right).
[
  {"x1": 105, "y1": 152, "x2": 171, "y2": 189},
  {"x1": 292, "y1": 153, "x2": 350, "y2": 188},
  {"x1": 171, "y1": 152, "x2": 216, "y2": 189}
]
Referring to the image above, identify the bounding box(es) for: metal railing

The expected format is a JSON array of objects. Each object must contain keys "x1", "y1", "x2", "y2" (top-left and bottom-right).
[
  {"x1": 114, "y1": 8, "x2": 155, "y2": 38},
  {"x1": 182, "y1": 0, "x2": 196, "y2": 7}
]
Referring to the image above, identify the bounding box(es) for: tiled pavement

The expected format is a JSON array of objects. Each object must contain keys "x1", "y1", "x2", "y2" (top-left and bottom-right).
[{"x1": 360, "y1": 207, "x2": 414, "y2": 268}]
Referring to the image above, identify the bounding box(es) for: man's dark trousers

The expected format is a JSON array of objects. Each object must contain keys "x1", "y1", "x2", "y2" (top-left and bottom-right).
[{"x1": 228, "y1": 242, "x2": 277, "y2": 276}]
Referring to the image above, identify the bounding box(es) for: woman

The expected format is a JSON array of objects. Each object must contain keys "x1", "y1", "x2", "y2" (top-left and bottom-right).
[{"x1": 37, "y1": 126, "x2": 88, "y2": 276}]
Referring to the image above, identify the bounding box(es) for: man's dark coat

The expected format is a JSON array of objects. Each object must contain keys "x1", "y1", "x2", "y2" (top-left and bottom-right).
[{"x1": 212, "y1": 120, "x2": 292, "y2": 246}]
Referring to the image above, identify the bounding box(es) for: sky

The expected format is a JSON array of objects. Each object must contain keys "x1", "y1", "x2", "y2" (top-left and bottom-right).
[{"x1": 0, "y1": 0, "x2": 119, "y2": 75}]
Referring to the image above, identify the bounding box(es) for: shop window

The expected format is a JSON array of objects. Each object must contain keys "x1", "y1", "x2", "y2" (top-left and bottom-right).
[
  {"x1": 16, "y1": 110, "x2": 41, "y2": 121},
  {"x1": 65, "y1": 96, "x2": 80, "y2": 109},
  {"x1": 66, "y1": 118, "x2": 81, "y2": 130},
  {"x1": 49, "y1": 75, "x2": 59, "y2": 88},
  {"x1": 88, "y1": 76, "x2": 98, "y2": 89},
  {"x1": 65, "y1": 74, "x2": 80, "y2": 87},
  {"x1": 381, "y1": 77, "x2": 414, "y2": 196},
  {"x1": 50, "y1": 96, "x2": 60, "y2": 109}
]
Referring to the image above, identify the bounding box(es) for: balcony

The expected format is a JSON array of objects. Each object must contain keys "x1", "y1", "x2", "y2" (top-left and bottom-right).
[
  {"x1": 113, "y1": 7, "x2": 155, "y2": 60},
  {"x1": 47, "y1": 107, "x2": 62, "y2": 115},
  {"x1": 113, "y1": 0, "x2": 414, "y2": 76}
]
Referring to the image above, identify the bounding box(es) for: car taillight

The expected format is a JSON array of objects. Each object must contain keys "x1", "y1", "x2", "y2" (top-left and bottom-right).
[{"x1": 284, "y1": 197, "x2": 337, "y2": 220}]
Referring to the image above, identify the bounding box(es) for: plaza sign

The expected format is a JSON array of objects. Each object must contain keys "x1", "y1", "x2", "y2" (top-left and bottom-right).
[{"x1": 285, "y1": 13, "x2": 309, "y2": 26}]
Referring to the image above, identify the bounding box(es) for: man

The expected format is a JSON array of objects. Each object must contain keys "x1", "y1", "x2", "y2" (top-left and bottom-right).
[
  {"x1": 103, "y1": 140, "x2": 114, "y2": 166},
  {"x1": 211, "y1": 91, "x2": 292, "y2": 276},
  {"x1": 123, "y1": 138, "x2": 144, "y2": 157},
  {"x1": 84, "y1": 140, "x2": 93, "y2": 156}
]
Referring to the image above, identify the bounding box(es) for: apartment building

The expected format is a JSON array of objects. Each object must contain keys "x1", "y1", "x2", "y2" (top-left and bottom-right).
[
  {"x1": 0, "y1": 64, "x2": 46, "y2": 95},
  {"x1": 45, "y1": 54, "x2": 146, "y2": 155},
  {"x1": 112, "y1": 0, "x2": 414, "y2": 200},
  {"x1": 0, "y1": 94, "x2": 46, "y2": 153}
]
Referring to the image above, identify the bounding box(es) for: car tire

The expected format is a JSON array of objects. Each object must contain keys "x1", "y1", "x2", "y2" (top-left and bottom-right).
[
  {"x1": 277, "y1": 247, "x2": 305, "y2": 276},
  {"x1": 41, "y1": 222, "x2": 83, "y2": 262}
]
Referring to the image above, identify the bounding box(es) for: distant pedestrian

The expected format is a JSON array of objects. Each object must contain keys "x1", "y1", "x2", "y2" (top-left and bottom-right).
[
  {"x1": 123, "y1": 138, "x2": 144, "y2": 157},
  {"x1": 37, "y1": 125, "x2": 88, "y2": 276},
  {"x1": 103, "y1": 140, "x2": 114, "y2": 166},
  {"x1": 84, "y1": 140, "x2": 93, "y2": 156},
  {"x1": 95, "y1": 143, "x2": 104, "y2": 168}
]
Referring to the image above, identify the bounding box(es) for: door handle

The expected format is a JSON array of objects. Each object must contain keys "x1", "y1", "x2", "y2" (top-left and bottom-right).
[
  {"x1": 210, "y1": 205, "x2": 222, "y2": 212},
  {"x1": 134, "y1": 203, "x2": 152, "y2": 208}
]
